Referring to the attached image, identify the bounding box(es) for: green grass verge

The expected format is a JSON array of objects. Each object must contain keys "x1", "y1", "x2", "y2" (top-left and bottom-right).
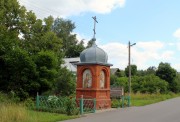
[
  {"x1": 27, "y1": 110, "x2": 78, "y2": 122},
  {"x1": 131, "y1": 93, "x2": 180, "y2": 106},
  {"x1": 0, "y1": 103, "x2": 78, "y2": 122}
]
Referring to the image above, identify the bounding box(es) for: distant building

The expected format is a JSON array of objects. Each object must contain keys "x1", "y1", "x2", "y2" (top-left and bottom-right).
[
  {"x1": 110, "y1": 68, "x2": 121, "y2": 75},
  {"x1": 61, "y1": 58, "x2": 80, "y2": 74}
]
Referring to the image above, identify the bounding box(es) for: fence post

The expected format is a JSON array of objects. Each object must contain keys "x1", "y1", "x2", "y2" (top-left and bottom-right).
[
  {"x1": 118, "y1": 98, "x2": 120, "y2": 108},
  {"x1": 128, "y1": 96, "x2": 130, "y2": 107},
  {"x1": 93, "y1": 98, "x2": 96, "y2": 113},
  {"x1": 36, "y1": 92, "x2": 40, "y2": 109},
  {"x1": 122, "y1": 96, "x2": 124, "y2": 108},
  {"x1": 80, "y1": 95, "x2": 84, "y2": 115}
]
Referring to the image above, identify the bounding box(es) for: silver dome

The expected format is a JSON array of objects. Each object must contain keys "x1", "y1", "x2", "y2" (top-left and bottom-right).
[{"x1": 80, "y1": 44, "x2": 108, "y2": 64}]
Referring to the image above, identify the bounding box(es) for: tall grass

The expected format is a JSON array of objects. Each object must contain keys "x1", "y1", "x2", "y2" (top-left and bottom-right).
[
  {"x1": 112, "y1": 92, "x2": 180, "y2": 108},
  {"x1": 0, "y1": 103, "x2": 28, "y2": 122},
  {"x1": 0, "y1": 103, "x2": 78, "y2": 122},
  {"x1": 0, "y1": 92, "x2": 78, "y2": 122},
  {"x1": 131, "y1": 92, "x2": 180, "y2": 106}
]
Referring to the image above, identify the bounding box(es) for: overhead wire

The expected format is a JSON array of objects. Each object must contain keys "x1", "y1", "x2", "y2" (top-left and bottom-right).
[{"x1": 18, "y1": 0, "x2": 62, "y2": 17}]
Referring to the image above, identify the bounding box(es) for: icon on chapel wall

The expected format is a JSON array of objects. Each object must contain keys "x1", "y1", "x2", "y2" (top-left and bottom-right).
[
  {"x1": 83, "y1": 69, "x2": 92, "y2": 88},
  {"x1": 100, "y1": 70, "x2": 105, "y2": 88}
]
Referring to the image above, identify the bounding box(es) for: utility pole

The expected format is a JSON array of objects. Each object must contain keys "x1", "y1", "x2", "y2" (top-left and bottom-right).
[{"x1": 128, "y1": 41, "x2": 136, "y2": 107}]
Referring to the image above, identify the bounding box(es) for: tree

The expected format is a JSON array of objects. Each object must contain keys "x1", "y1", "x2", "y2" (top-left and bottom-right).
[
  {"x1": 0, "y1": 48, "x2": 37, "y2": 99},
  {"x1": 54, "y1": 68, "x2": 76, "y2": 96},
  {"x1": 125, "y1": 65, "x2": 137, "y2": 77},
  {"x1": 0, "y1": 0, "x2": 27, "y2": 34},
  {"x1": 86, "y1": 38, "x2": 96, "y2": 48},
  {"x1": 0, "y1": 0, "x2": 63, "y2": 99},
  {"x1": 132, "y1": 75, "x2": 168, "y2": 94},
  {"x1": 110, "y1": 75, "x2": 118, "y2": 85},
  {"x1": 34, "y1": 51, "x2": 58, "y2": 94},
  {"x1": 146, "y1": 66, "x2": 156, "y2": 75},
  {"x1": 156, "y1": 62, "x2": 177, "y2": 92},
  {"x1": 0, "y1": 0, "x2": 82, "y2": 100},
  {"x1": 52, "y1": 18, "x2": 85, "y2": 57},
  {"x1": 136, "y1": 70, "x2": 146, "y2": 76},
  {"x1": 113, "y1": 77, "x2": 128, "y2": 92},
  {"x1": 173, "y1": 73, "x2": 180, "y2": 93},
  {"x1": 65, "y1": 40, "x2": 85, "y2": 57}
]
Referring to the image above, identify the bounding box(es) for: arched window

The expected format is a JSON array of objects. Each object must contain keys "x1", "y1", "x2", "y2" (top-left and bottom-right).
[{"x1": 83, "y1": 69, "x2": 92, "y2": 88}]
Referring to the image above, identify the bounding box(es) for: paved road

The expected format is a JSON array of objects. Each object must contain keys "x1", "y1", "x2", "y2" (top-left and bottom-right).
[{"x1": 62, "y1": 97, "x2": 180, "y2": 122}]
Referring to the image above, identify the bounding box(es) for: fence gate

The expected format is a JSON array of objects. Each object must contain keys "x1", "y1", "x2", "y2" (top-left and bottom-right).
[{"x1": 76, "y1": 96, "x2": 96, "y2": 115}]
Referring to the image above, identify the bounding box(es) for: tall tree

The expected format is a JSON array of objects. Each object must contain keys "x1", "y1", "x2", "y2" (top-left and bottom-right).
[
  {"x1": 156, "y1": 62, "x2": 177, "y2": 92},
  {"x1": 0, "y1": 0, "x2": 81, "y2": 99},
  {"x1": 146, "y1": 66, "x2": 156, "y2": 75},
  {"x1": 0, "y1": 0, "x2": 63, "y2": 99},
  {"x1": 125, "y1": 65, "x2": 137, "y2": 77},
  {"x1": 52, "y1": 18, "x2": 85, "y2": 57}
]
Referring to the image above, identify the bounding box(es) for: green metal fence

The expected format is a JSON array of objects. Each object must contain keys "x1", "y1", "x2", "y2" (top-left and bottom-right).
[
  {"x1": 36, "y1": 94, "x2": 71, "y2": 114},
  {"x1": 111, "y1": 96, "x2": 130, "y2": 108},
  {"x1": 36, "y1": 94, "x2": 96, "y2": 115},
  {"x1": 77, "y1": 97, "x2": 96, "y2": 115}
]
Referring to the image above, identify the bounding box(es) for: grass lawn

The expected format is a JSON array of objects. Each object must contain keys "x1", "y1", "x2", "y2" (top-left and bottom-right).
[
  {"x1": 131, "y1": 93, "x2": 180, "y2": 106},
  {"x1": 27, "y1": 110, "x2": 78, "y2": 122},
  {"x1": 0, "y1": 103, "x2": 78, "y2": 122}
]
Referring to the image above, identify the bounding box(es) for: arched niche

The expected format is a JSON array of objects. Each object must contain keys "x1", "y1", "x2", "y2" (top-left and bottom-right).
[
  {"x1": 100, "y1": 70, "x2": 105, "y2": 89},
  {"x1": 82, "y1": 69, "x2": 92, "y2": 88}
]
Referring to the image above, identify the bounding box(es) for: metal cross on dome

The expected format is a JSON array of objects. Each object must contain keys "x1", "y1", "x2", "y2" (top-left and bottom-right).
[{"x1": 92, "y1": 16, "x2": 98, "y2": 39}]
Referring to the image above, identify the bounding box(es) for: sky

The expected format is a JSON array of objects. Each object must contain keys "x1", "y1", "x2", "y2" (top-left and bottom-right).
[{"x1": 18, "y1": 0, "x2": 180, "y2": 71}]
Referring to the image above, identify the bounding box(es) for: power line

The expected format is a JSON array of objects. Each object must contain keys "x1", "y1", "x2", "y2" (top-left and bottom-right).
[{"x1": 19, "y1": 0, "x2": 63, "y2": 17}]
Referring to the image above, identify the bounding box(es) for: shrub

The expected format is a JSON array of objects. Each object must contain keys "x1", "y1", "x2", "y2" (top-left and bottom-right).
[
  {"x1": 113, "y1": 75, "x2": 168, "y2": 94},
  {"x1": 66, "y1": 98, "x2": 79, "y2": 116},
  {"x1": 132, "y1": 75, "x2": 168, "y2": 94},
  {"x1": 23, "y1": 98, "x2": 35, "y2": 109}
]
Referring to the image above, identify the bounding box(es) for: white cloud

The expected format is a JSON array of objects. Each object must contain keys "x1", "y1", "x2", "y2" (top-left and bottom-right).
[
  {"x1": 98, "y1": 41, "x2": 178, "y2": 71},
  {"x1": 136, "y1": 41, "x2": 164, "y2": 52},
  {"x1": 177, "y1": 42, "x2": 180, "y2": 51},
  {"x1": 173, "y1": 28, "x2": 180, "y2": 39},
  {"x1": 18, "y1": 0, "x2": 125, "y2": 18},
  {"x1": 167, "y1": 43, "x2": 175, "y2": 46},
  {"x1": 160, "y1": 51, "x2": 174, "y2": 61},
  {"x1": 172, "y1": 63, "x2": 180, "y2": 72}
]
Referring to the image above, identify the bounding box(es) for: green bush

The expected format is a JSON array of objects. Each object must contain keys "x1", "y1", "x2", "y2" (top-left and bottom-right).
[
  {"x1": 66, "y1": 98, "x2": 79, "y2": 116},
  {"x1": 0, "y1": 92, "x2": 9, "y2": 103},
  {"x1": 113, "y1": 77, "x2": 128, "y2": 92},
  {"x1": 111, "y1": 99, "x2": 121, "y2": 108},
  {"x1": 23, "y1": 98, "x2": 35, "y2": 109},
  {"x1": 111, "y1": 97, "x2": 128, "y2": 108},
  {"x1": 132, "y1": 75, "x2": 168, "y2": 94},
  {"x1": 112, "y1": 75, "x2": 168, "y2": 94}
]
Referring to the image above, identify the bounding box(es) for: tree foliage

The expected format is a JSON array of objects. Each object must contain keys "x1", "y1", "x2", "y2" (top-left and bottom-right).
[
  {"x1": 0, "y1": 48, "x2": 37, "y2": 99},
  {"x1": 0, "y1": 0, "x2": 78, "y2": 100},
  {"x1": 55, "y1": 68, "x2": 76, "y2": 96},
  {"x1": 132, "y1": 75, "x2": 168, "y2": 94},
  {"x1": 156, "y1": 62, "x2": 177, "y2": 92},
  {"x1": 111, "y1": 63, "x2": 179, "y2": 93},
  {"x1": 52, "y1": 18, "x2": 85, "y2": 57},
  {"x1": 86, "y1": 38, "x2": 96, "y2": 48},
  {"x1": 125, "y1": 65, "x2": 137, "y2": 77},
  {"x1": 173, "y1": 73, "x2": 180, "y2": 93},
  {"x1": 146, "y1": 66, "x2": 156, "y2": 75},
  {"x1": 112, "y1": 75, "x2": 168, "y2": 94}
]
